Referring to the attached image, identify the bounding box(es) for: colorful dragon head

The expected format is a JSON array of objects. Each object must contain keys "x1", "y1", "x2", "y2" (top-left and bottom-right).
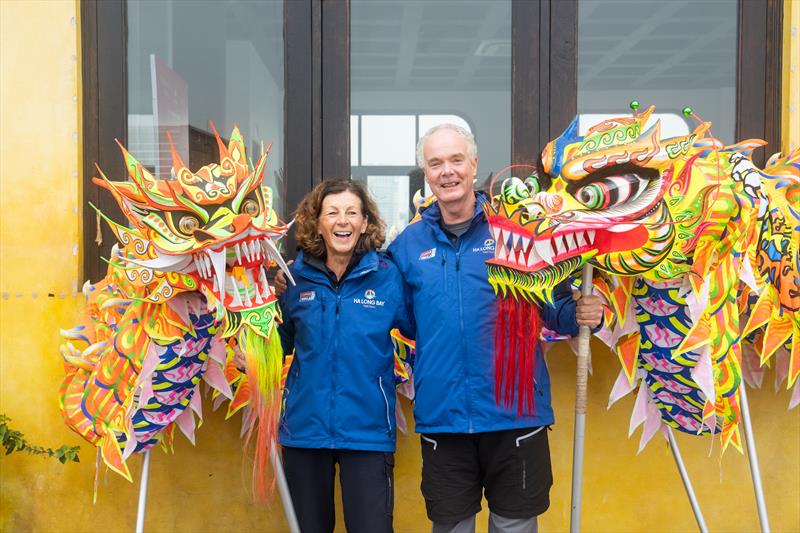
[
  {"x1": 484, "y1": 105, "x2": 762, "y2": 302},
  {"x1": 95, "y1": 124, "x2": 292, "y2": 338}
]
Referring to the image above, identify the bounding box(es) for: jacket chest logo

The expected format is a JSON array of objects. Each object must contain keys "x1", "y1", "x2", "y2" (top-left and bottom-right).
[
  {"x1": 299, "y1": 291, "x2": 315, "y2": 302},
  {"x1": 472, "y1": 238, "x2": 495, "y2": 254},
  {"x1": 353, "y1": 288, "x2": 385, "y2": 308},
  {"x1": 419, "y1": 248, "x2": 437, "y2": 261}
]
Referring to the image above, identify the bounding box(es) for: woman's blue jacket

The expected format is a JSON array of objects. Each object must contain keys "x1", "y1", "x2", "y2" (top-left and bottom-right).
[{"x1": 277, "y1": 250, "x2": 412, "y2": 452}]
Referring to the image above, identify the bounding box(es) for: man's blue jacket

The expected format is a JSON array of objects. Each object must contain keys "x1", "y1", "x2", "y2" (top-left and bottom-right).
[
  {"x1": 278, "y1": 250, "x2": 412, "y2": 452},
  {"x1": 388, "y1": 193, "x2": 580, "y2": 434}
]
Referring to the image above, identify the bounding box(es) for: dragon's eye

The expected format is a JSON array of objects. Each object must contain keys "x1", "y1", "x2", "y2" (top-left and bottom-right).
[
  {"x1": 501, "y1": 177, "x2": 530, "y2": 204},
  {"x1": 178, "y1": 215, "x2": 200, "y2": 234},
  {"x1": 574, "y1": 173, "x2": 649, "y2": 210},
  {"x1": 240, "y1": 199, "x2": 260, "y2": 217},
  {"x1": 524, "y1": 175, "x2": 541, "y2": 194}
]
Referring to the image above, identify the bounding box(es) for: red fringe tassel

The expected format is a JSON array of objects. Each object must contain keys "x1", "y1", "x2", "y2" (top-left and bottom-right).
[{"x1": 494, "y1": 296, "x2": 542, "y2": 417}]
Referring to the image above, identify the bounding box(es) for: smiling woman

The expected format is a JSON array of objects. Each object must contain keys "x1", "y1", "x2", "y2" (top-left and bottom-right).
[{"x1": 276, "y1": 179, "x2": 413, "y2": 533}]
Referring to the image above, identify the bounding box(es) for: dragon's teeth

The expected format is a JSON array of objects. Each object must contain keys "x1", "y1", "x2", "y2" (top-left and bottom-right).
[
  {"x1": 234, "y1": 242, "x2": 243, "y2": 265},
  {"x1": 556, "y1": 236, "x2": 566, "y2": 256},
  {"x1": 511, "y1": 232, "x2": 520, "y2": 250},
  {"x1": 207, "y1": 248, "x2": 227, "y2": 293},
  {"x1": 499, "y1": 228, "x2": 508, "y2": 248},
  {"x1": 521, "y1": 236, "x2": 531, "y2": 253},
  {"x1": 566, "y1": 233, "x2": 577, "y2": 250},
  {"x1": 230, "y1": 276, "x2": 243, "y2": 307},
  {"x1": 508, "y1": 247, "x2": 517, "y2": 265},
  {"x1": 576, "y1": 232, "x2": 586, "y2": 248},
  {"x1": 242, "y1": 281, "x2": 252, "y2": 306},
  {"x1": 259, "y1": 265, "x2": 271, "y2": 298},
  {"x1": 533, "y1": 238, "x2": 554, "y2": 266},
  {"x1": 526, "y1": 249, "x2": 536, "y2": 268},
  {"x1": 253, "y1": 274, "x2": 264, "y2": 304},
  {"x1": 497, "y1": 245, "x2": 508, "y2": 262},
  {"x1": 587, "y1": 230, "x2": 596, "y2": 244}
]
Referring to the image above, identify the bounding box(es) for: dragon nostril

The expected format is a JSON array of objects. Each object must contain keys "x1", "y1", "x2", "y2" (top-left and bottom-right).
[{"x1": 193, "y1": 229, "x2": 216, "y2": 242}]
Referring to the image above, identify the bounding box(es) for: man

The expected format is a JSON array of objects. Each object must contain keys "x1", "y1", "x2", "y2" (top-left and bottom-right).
[{"x1": 387, "y1": 124, "x2": 602, "y2": 533}]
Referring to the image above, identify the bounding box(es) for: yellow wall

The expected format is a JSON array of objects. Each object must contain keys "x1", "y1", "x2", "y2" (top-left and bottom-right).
[{"x1": 0, "y1": 1, "x2": 798, "y2": 532}]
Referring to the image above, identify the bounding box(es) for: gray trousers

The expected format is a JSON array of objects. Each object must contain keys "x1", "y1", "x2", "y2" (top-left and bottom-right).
[{"x1": 432, "y1": 513, "x2": 538, "y2": 533}]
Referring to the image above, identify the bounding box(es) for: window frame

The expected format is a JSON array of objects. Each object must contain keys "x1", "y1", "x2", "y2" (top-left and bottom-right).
[{"x1": 80, "y1": 0, "x2": 782, "y2": 280}]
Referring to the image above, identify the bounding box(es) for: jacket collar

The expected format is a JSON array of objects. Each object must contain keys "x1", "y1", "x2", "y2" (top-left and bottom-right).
[
  {"x1": 294, "y1": 249, "x2": 379, "y2": 286},
  {"x1": 419, "y1": 191, "x2": 488, "y2": 244}
]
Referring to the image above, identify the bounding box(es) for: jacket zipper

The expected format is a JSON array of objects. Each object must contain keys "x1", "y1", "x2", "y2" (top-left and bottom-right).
[
  {"x1": 330, "y1": 290, "x2": 341, "y2": 447},
  {"x1": 455, "y1": 244, "x2": 472, "y2": 433},
  {"x1": 441, "y1": 253, "x2": 447, "y2": 292},
  {"x1": 378, "y1": 376, "x2": 391, "y2": 436}
]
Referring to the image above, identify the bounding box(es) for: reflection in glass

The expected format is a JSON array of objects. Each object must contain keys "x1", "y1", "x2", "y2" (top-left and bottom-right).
[
  {"x1": 578, "y1": 0, "x2": 736, "y2": 144},
  {"x1": 351, "y1": 0, "x2": 511, "y2": 232},
  {"x1": 127, "y1": 0, "x2": 285, "y2": 213}
]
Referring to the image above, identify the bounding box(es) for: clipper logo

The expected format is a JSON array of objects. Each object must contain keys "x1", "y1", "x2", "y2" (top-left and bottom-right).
[
  {"x1": 299, "y1": 291, "x2": 315, "y2": 302},
  {"x1": 354, "y1": 289, "x2": 385, "y2": 308},
  {"x1": 419, "y1": 248, "x2": 437, "y2": 261},
  {"x1": 473, "y1": 238, "x2": 496, "y2": 254}
]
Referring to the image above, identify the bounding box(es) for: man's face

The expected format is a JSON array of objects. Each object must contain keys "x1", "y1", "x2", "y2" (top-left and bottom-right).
[{"x1": 422, "y1": 129, "x2": 477, "y2": 206}]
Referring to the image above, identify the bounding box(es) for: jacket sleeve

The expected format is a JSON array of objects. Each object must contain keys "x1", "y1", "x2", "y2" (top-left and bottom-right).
[
  {"x1": 395, "y1": 274, "x2": 416, "y2": 340},
  {"x1": 277, "y1": 290, "x2": 295, "y2": 357},
  {"x1": 540, "y1": 279, "x2": 580, "y2": 337}
]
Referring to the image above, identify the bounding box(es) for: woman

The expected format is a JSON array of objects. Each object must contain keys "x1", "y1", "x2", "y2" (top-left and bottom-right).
[{"x1": 277, "y1": 179, "x2": 412, "y2": 533}]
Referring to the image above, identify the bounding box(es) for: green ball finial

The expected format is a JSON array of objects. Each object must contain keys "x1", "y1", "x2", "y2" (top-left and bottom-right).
[
  {"x1": 629, "y1": 100, "x2": 640, "y2": 111},
  {"x1": 682, "y1": 106, "x2": 693, "y2": 117}
]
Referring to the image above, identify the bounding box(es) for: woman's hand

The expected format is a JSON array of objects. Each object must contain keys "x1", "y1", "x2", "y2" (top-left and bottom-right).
[
  {"x1": 572, "y1": 291, "x2": 604, "y2": 329},
  {"x1": 274, "y1": 260, "x2": 293, "y2": 297}
]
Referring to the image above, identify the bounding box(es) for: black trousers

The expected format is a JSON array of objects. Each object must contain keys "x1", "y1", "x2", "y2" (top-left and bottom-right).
[
  {"x1": 420, "y1": 427, "x2": 552, "y2": 523},
  {"x1": 281, "y1": 446, "x2": 394, "y2": 533}
]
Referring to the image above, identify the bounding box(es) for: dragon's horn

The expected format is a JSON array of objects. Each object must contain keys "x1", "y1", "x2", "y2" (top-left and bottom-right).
[
  {"x1": 166, "y1": 130, "x2": 189, "y2": 182},
  {"x1": 209, "y1": 120, "x2": 232, "y2": 163}
]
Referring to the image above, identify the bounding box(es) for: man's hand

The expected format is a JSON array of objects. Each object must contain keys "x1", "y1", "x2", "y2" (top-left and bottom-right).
[
  {"x1": 274, "y1": 260, "x2": 293, "y2": 297},
  {"x1": 572, "y1": 290, "x2": 604, "y2": 329},
  {"x1": 232, "y1": 345, "x2": 246, "y2": 373}
]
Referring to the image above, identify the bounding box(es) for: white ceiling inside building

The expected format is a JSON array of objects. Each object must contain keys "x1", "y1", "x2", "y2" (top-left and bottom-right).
[{"x1": 350, "y1": 0, "x2": 737, "y2": 92}]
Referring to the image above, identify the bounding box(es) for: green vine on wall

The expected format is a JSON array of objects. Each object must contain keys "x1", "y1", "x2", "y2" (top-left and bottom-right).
[{"x1": 0, "y1": 414, "x2": 80, "y2": 463}]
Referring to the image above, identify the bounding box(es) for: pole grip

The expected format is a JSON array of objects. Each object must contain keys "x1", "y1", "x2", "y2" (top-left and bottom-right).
[{"x1": 575, "y1": 265, "x2": 594, "y2": 415}]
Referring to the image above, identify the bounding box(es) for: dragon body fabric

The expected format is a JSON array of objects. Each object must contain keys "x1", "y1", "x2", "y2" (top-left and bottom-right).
[
  {"x1": 484, "y1": 106, "x2": 799, "y2": 452},
  {"x1": 59, "y1": 126, "x2": 292, "y2": 494}
]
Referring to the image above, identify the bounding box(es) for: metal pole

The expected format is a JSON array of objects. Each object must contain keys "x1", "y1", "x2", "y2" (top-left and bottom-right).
[
  {"x1": 135, "y1": 450, "x2": 151, "y2": 533},
  {"x1": 271, "y1": 445, "x2": 300, "y2": 533},
  {"x1": 667, "y1": 427, "x2": 709, "y2": 533},
  {"x1": 570, "y1": 265, "x2": 594, "y2": 533},
  {"x1": 739, "y1": 385, "x2": 771, "y2": 532}
]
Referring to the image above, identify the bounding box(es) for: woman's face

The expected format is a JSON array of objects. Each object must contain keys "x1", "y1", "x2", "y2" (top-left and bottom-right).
[{"x1": 317, "y1": 191, "x2": 368, "y2": 259}]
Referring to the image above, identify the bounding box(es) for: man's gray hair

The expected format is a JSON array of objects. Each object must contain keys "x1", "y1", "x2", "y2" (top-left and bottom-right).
[{"x1": 416, "y1": 123, "x2": 478, "y2": 168}]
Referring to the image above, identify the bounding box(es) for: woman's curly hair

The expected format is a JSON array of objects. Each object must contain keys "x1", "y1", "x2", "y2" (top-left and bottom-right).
[{"x1": 294, "y1": 179, "x2": 386, "y2": 258}]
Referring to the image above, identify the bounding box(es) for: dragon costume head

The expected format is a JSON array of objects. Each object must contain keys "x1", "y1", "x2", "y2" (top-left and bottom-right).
[
  {"x1": 484, "y1": 105, "x2": 799, "y2": 451},
  {"x1": 484, "y1": 105, "x2": 735, "y2": 301},
  {"x1": 94, "y1": 124, "x2": 292, "y2": 338},
  {"x1": 61, "y1": 125, "x2": 292, "y2": 495}
]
